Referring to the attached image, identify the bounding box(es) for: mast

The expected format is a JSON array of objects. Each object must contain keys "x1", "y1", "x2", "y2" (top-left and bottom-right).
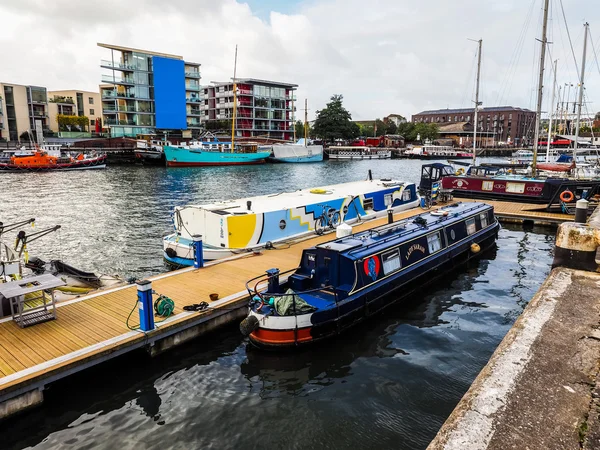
[
  {"x1": 546, "y1": 59, "x2": 557, "y2": 162},
  {"x1": 230, "y1": 45, "x2": 238, "y2": 152},
  {"x1": 531, "y1": 0, "x2": 550, "y2": 175},
  {"x1": 471, "y1": 38, "x2": 482, "y2": 168},
  {"x1": 304, "y1": 98, "x2": 308, "y2": 147},
  {"x1": 573, "y1": 23, "x2": 588, "y2": 156}
]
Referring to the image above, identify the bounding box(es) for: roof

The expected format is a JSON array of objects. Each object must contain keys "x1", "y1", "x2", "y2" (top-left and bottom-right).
[
  {"x1": 414, "y1": 106, "x2": 535, "y2": 116},
  {"x1": 208, "y1": 78, "x2": 298, "y2": 88},
  {"x1": 97, "y1": 43, "x2": 183, "y2": 60},
  {"x1": 437, "y1": 121, "x2": 471, "y2": 133}
]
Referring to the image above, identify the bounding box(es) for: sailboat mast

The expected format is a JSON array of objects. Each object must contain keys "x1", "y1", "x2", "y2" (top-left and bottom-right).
[
  {"x1": 472, "y1": 38, "x2": 482, "y2": 167},
  {"x1": 304, "y1": 98, "x2": 308, "y2": 147},
  {"x1": 573, "y1": 22, "x2": 589, "y2": 155},
  {"x1": 546, "y1": 59, "x2": 557, "y2": 162},
  {"x1": 532, "y1": 0, "x2": 550, "y2": 175},
  {"x1": 230, "y1": 45, "x2": 238, "y2": 153}
]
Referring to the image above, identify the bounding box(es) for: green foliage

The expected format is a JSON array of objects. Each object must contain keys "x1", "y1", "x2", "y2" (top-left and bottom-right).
[
  {"x1": 294, "y1": 120, "x2": 311, "y2": 139},
  {"x1": 385, "y1": 121, "x2": 398, "y2": 135},
  {"x1": 205, "y1": 120, "x2": 231, "y2": 131},
  {"x1": 49, "y1": 96, "x2": 74, "y2": 104},
  {"x1": 396, "y1": 122, "x2": 439, "y2": 141},
  {"x1": 359, "y1": 123, "x2": 375, "y2": 137},
  {"x1": 312, "y1": 95, "x2": 360, "y2": 141},
  {"x1": 57, "y1": 114, "x2": 88, "y2": 131},
  {"x1": 374, "y1": 119, "x2": 387, "y2": 135}
]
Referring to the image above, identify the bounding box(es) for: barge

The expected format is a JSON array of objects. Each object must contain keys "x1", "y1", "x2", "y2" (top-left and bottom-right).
[{"x1": 240, "y1": 201, "x2": 499, "y2": 348}]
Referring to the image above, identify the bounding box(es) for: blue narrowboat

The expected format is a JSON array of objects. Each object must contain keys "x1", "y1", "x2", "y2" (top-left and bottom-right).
[{"x1": 240, "y1": 202, "x2": 499, "y2": 348}]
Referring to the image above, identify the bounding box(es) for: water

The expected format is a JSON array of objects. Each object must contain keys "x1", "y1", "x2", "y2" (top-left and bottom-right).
[{"x1": 0, "y1": 160, "x2": 555, "y2": 449}]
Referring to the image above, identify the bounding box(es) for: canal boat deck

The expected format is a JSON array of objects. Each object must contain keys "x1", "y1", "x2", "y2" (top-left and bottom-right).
[{"x1": 0, "y1": 200, "x2": 575, "y2": 414}]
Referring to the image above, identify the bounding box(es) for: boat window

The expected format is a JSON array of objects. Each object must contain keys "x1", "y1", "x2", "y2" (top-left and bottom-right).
[
  {"x1": 384, "y1": 193, "x2": 392, "y2": 206},
  {"x1": 279, "y1": 220, "x2": 286, "y2": 230},
  {"x1": 480, "y1": 212, "x2": 488, "y2": 228},
  {"x1": 427, "y1": 232, "x2": 442, "y2": 253},
  {"x1": 402, "y1": 190, "x2": 412, "y2": 201},
  {"x1": 363, "y1": 198, "x2": 374, "y2": 210},
  {"x1": 482, "y1": 180, "x2": 494, "y2": 191},
  {"x1": 506, "y1": 182, "x2": 525, "y2": 194},
  {"x1": 382, "y1": 249, "x2": 401, "y2": 274},
  {"x1": 466, "y1": 218, "x2": 477, "y2": 235}
]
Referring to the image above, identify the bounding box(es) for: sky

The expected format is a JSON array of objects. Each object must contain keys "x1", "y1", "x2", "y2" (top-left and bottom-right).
[{"x1": 0, "y1": 0, "x2": 599, "y2": 121}]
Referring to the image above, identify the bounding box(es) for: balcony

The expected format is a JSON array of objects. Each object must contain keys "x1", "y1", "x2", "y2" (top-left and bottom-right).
[
  {"x1": 101, "y1": 60, "x2": 135, "y2": 71},
  {"x1": 102, "y1": 74, "x2": 135, "y2": 85},
  {"x1": 187, "y1": 121, "x2": 201, "y2": 128},
  {"x1": 185, "y1": 72, "x2": 201, "y2": 78},
  {"x1": 31, "y1": 111, "x2": 48, "y2": 118},
  {"x1": 105, "y1": 119, "x2": 137, "y2": 126},
  {"x1": 186, "y1": 97, "x2": 201, "y2": 103},
  {"x1": 188, "y1": 109, "x2": 202, "y2": 116},
  {"x1": 215, "y1": 91, "x2": 232, "y2": 98},
  {"x1": 50, "y1": 96, "x2": 75, "y2": 104},
  {"x1": 185, "y1": 84, "x2": 201, "y2": 91},
  {"x1": 286, "y1": 94, "x2": 297, "y2": 101}
]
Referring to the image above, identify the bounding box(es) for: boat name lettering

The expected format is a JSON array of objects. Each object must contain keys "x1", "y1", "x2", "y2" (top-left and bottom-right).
[
  {"x1": 494, "y1": 183, "x2": 506, "y2": 190},
  {"x1": 406, "y1": 244, "x2": 426, "y2": 260},
  {"x1": 452, "y1": 179, "x2": 469, "y2": 188}
]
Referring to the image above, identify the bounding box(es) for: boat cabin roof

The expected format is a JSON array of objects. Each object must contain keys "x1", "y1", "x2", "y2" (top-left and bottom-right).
[
  {"x1": 316, "y1": 202, "x2": 491, "y2": 261},
  {"x1": 178, "y1": 179, "x2": 413, "y2": 215}
]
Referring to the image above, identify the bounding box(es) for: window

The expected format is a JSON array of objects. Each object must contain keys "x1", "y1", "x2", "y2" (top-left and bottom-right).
[
  {"x1": 89, "y1": 109, "x2": 94, "y2": 115},
  {"x1": 482, "y1": 180, "x2": 494, "y2": 191},
  {"x1": 363, "y1": 198, "x2": 374, "y2": 210},
  {"x1": 382, "y1": 249, "x2": 401, "y2": 274},
  {"x1": 88, "y1": 97, "x2": 94, "y2": 104},
  {"x1": 402, "y1": 190, "x2": 412, "y2": 201},
  {"x1": 480, "y1": 212, "x2": 488, "y2": 228},
  {"x1": 384, "y1": 193, "x2": 392, "y2": 206},
  {"x1": 506, "y1": 182, "x2": 525, "y2": 194},
  {"x1": 427, "y1": 232, "x2": 442, "y2": 253},
  {"x1": 90, "y1": 119, "x2": 95, "y2": 125},
  {"x1": 466, "y1": 218, "x2": 477, "y2": 235}
]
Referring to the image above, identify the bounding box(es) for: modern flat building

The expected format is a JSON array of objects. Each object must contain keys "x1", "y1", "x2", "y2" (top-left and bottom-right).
[
  {"x1": 98, "y1": 43, "x2": 201, "y2": 138},
  {"x1": 412, "y1": 106, "x2": 536, "y2": 146},
  {"x1": 201, "y1": 78, "x2": 298, "y2": 140},
  {"x1": 47, "y1": 90, "x2": 101, "y2": 133},
  {"x1": 0, "y1": 83, "x2": 49, "y2": 141}
]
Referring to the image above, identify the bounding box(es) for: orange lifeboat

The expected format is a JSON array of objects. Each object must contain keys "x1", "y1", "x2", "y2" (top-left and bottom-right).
[{"x1": 1, "y1": 149, "x2": 107, "y2": 172}]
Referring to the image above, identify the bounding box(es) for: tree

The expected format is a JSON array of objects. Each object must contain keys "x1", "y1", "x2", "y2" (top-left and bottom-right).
[
  {"x1": 294, "y1": 120, "x2": 311, "y2": 140},
  {"x1": 374, "y1": 119, "x2": 387, "y2": 136},
  {"x1": 359, "y1": 124, "x2": 374, "y2": 137},
  {"x1": 57, "y1": 114, "x2": 89, "y2": 132},
  {"x1": 385, "y1": 121, "x2": 398, "y2": 135},
  {"x1": 312, "y1": 95, "x2": 360, "y2": 142}
]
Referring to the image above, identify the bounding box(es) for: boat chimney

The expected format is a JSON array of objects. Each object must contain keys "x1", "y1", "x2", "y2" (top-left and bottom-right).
[
  {"x1": 247, "y1": 200, "x2": 252, "y2": 211},
  {"x1": 368, "y1": 169, "x2": 373, "y2": 181}
]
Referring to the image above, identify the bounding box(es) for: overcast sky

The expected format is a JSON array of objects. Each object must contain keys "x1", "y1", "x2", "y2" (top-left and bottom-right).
[{"x1": 1, "y1": 0, "x2": 598, "y2": 120}]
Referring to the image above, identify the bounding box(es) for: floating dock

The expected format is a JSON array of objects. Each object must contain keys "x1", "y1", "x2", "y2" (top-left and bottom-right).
[{"x1": 0, "y1": 199, "x2": 575, "y2": 419}]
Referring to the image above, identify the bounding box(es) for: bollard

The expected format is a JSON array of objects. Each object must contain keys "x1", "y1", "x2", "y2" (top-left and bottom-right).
[
  {"x1": 575, "y1": 198, "x2": 589, "y2": 224},
  {"x1": 137, "y1": 280, "x2": 154, "y2": 332},
  {"x1": 552, "y1": 222, "x2": 600, "y2": 271},
  {"x1": 192, "y1": 234, "x2": 203, "y2": 268},
  {"x1": 368, "y1": 169, "x2": 373, "y2": 181},
  {"x1": 266, "y1": 268, "x2": 280, "y2": 294},
  {"x1": 387, "y1": 207, "x2": 394, "y2": 224}
]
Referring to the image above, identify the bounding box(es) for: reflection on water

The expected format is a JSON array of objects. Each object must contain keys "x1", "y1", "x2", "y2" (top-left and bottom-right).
[{"x1": 0, "y1": 163, "x2": 555, "y2": 449}]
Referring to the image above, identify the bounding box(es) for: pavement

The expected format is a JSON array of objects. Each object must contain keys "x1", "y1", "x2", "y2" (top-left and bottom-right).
[{"x1": 428, "y1": 267, "x2": 600, "y2": 450}]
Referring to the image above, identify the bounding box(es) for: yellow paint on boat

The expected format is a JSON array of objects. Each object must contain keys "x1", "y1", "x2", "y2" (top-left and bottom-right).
[{"x1": 227, "y1": 213, "x2": 257, "y2": 248}]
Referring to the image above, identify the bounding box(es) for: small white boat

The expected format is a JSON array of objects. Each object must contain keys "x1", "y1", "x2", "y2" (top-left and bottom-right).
[
  {"x1": 270, "y1": 139, "x2": 323, "y2": 163},
  {"x1": 327, "y1": 146, "x2": 391, "y2": 160},
  {"x1": 163, "y1": 176, "x2": 420, "y2": 266}
]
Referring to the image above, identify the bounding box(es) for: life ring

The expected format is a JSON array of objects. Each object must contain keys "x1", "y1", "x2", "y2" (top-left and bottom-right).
[
  {"x1": 455, "y1": 168, "x2": 465, "y2": 176},
  {"x1": 559, "y1": 190, "x2": 574, "y2": 202}
]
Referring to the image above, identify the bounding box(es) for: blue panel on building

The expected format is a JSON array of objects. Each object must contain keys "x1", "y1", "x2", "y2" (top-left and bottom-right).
[{"x1": 153, "y1": 56, "x2": 187, "y2": 129}]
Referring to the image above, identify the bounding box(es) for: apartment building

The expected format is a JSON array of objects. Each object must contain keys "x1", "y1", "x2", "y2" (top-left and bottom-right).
[
  {"x1": 47, "y1": 90, "x2": 101, "y2": 133},
  {"x1": 99, "y1": 43, "x2": 201, "y2": 138},
  {"x1": 201, "y1": 78, "x2": 298, "y2": 140},
  {"x1": 412, "y1": 106, "x2": 537, "y2": 146},
  {"x1": 0, "y1": 83, "x2": 49, "y2": 141}
]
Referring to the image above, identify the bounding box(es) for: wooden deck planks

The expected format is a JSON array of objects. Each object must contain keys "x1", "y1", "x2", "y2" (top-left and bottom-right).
[{"x1": 0, "y1": 201, "x2": 572, "y2": 394}]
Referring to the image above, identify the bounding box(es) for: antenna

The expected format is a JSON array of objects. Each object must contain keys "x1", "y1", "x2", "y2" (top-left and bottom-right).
[{"x1": 230, "y1": 44, "x2": 238, "y2": 152}]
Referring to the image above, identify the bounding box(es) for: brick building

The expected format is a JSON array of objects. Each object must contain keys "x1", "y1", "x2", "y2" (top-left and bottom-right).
[{"x1": 412, "y1": 106, "x2": 536, "y2": 146}]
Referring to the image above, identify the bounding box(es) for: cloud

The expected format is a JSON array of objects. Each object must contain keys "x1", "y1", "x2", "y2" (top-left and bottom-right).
[{"x1": 0, "y1": 0, "x2": 597, "y2": 121}]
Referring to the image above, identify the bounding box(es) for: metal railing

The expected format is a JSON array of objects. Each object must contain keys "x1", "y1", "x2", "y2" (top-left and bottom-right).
[
  {"x1": 101, "y1": 60, "x2": 136, "y2": 70},
  {"x1": 185, "y1": 72, "x2": 201, "y2": 78},
  {"x1": 101, "y1": 75, "x2": 135, "y2": 84},
  {"x1": 185, "y1": 84, "x2": 200, "y2": 90}
]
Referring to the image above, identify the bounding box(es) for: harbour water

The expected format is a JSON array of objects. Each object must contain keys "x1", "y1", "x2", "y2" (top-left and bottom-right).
[{"x1": 0, "y1": 160, "x2": 555, "y2": 449}]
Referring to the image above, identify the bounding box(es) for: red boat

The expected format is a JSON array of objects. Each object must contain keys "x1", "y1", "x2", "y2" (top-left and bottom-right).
[{"x1": 0, "y1": 150, "x2": 107, "y2": 172}]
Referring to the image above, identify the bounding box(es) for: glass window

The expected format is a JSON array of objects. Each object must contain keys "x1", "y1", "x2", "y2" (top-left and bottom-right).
[
  {"x1": 427, "y1": 232, "x2": 442, "y2": 253},
  {"x1": 88, "y1": 97, "x2": 94, "y2": 104},
  {"x1": 382, "y1": 249, "x2": 401, "y2": 274},
  {"x1": 90, "y1": 119, "x2": 95, "y2": 125},
  {"x1": 402, "y1": 190, "x2": 412, "y2": 201},
  {"x1": 384, "y1": 193, "x2": 392, "y2": 206},
  {"x1": 482, "y1": 180, "x2": 494, "y2": 191},
  {"x1": 506, "y1": 182, "x2": 525, "y2": 194},
  {"x1": 466, "y1": 218, "x2": 477, "y2": 235},
  {"x1": 89, "y1": 109, "x2": 94, "y2": 115},
  {"x1": 480, "y1": 212, "x2": 488, "y2": 228}
]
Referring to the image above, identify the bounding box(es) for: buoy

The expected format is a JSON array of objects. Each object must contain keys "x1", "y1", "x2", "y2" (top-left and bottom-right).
[
  {"x1": 559, "y1": 190, "x2": 575, "y2": 203},
  {"x1": 310, "y1": 188, "x2": 327, "y2": 194},
  {"x1": 240, "y1": 315, "x2": 259, "y2": 336},
  {"x1": 470, "y1": 243, "x2": 481, "y2": 253}
]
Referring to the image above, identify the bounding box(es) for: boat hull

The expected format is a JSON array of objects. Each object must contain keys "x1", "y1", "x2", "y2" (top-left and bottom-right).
[
  {"x1": 269, "y1": 144, "x2": 324, "y2": 163},
  {"x1": 248, "y1": 218, "x2": 500, "y2": 349},
  {"x1": 164, "y1": 146, "x2": 270, "y2": 166},
  {"x1": 0, "y1": 155, "x2": 107, "y2": 172}
]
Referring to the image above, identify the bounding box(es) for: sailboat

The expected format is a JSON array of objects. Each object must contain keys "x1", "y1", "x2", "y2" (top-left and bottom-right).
[
  {"x1": 421, "y1": 6, "x2": 600, "y2": 210},
  {"x1": 269, "y1": 99, "x2": 324, "y2": 163},
  {"x1": 163, "y1": 46, "x2": 271, "y2": 167}
]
